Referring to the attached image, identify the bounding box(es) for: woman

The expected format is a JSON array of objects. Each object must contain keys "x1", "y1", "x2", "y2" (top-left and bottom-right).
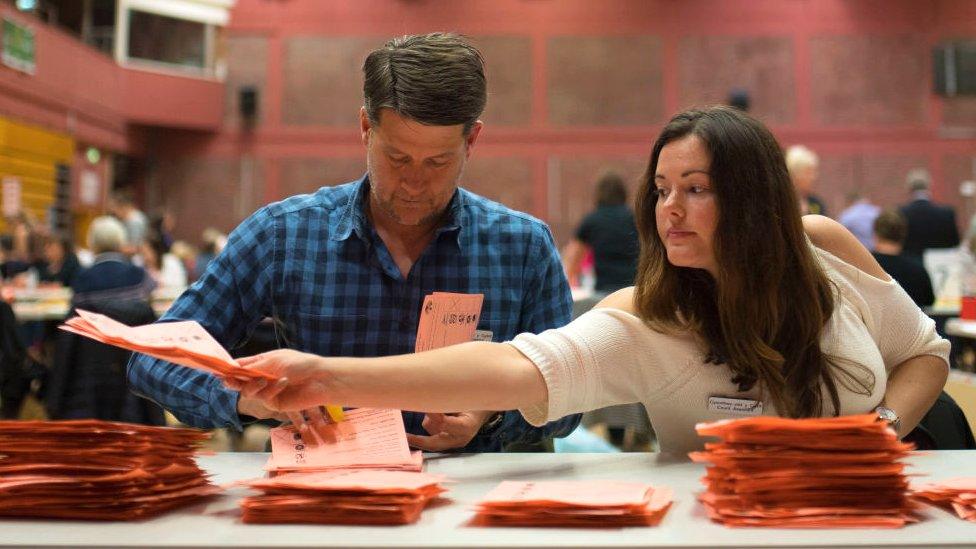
[{"x1": 231, "y1": 107, "x2": 949, "y2": 454}]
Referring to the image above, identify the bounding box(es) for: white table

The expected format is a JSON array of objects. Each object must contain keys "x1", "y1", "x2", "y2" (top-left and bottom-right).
[{"x1": 1, "y1": 452, "x2": 974, "y2": 548}]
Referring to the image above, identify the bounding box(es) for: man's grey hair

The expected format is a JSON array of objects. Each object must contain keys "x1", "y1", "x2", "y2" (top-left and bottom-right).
[
  {"x1": 363, "y1": 32, "x2": 487, "y2": 135},
  {"x1": 87, "y1": 215, "x2": 128, "y2": 254},
  {"x1": 906, "y1": 168, "x2": 932, "y2": 192}
]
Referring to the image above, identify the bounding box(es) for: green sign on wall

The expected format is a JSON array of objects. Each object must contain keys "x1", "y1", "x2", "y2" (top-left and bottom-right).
[{"x1": 2, "y1": 18, "x2": 35, "y2": 74}]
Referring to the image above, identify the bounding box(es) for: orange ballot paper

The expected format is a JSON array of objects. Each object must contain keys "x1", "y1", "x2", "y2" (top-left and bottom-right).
[
  {"x1": 474, "y1": 480, "x2": 673, "y2": 527},
  {"x1": 59, "y1": 309, "x2": 344, "y2": 420},
  {"x1": 268, "y1": 408, "x2": 421, "y2": 472},
  {"x1": 415, "y1": 292, "x2": 484, "y2": 352},
  {"x1": 913, "y1": 478, "x2": 976, "y2": 522},
  {"x1": 240, "y1": 469, "x2": 449, "y2": 525}
]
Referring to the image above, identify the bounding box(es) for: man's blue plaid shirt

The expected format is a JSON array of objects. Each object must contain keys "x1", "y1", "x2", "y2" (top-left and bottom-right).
[{"x1": 127, "y1": 175, "x2": 580, "y2": 451}]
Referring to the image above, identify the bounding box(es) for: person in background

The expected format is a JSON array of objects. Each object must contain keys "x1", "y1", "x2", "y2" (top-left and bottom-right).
[
  {"x1": 139, "y1": 239, "x2": 187, "y2": 290},
  {"x1": 192, "y1": 228, "x2": 224, "y2": 281},
  {"x1": 899, "y1": 168, "x2": 960, "y2": 258},
  {"x1": 35, "y1": 234, "x2": 81, "y2": 287},
  {"x1": 71, "y1": 216, "x2": 155, "y2": 308},
  {"x1": 232, "y1": 106, "x2": 949, "y2": 455},
  {"x1": 150, "y1": 210, "x2": 176, "y2": 252},
  {"x1": 785, "y1": 145, "x2": 828, "y2": 216},
  {"x1": 107, "y1": 189, "x2": 148, "y2": 252},
  {"x1": 127, "y1": 32, "x2": 580, "y2": 453},
  {"x1": 871, "y1": 209, "x2": 934, "y2": 308},
  {"x1": 562, "y1": 172, "x2": 639, "y2": 296},
  {"x1": 837, "y1": 191, "x2": 880, "y2": 249}
]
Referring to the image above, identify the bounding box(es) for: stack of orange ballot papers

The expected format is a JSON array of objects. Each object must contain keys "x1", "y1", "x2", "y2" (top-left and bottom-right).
[
  {"x1": 60, "y1": 309, "x2": 273, "y2": 382},
  {"x1": 690, "y1": 414, "x2": 916, "y2": 528},
  {"x1": 0, "y1": 419, "x2": 219, "y2": 520},
  {"x1": 240, "y1": 469, "x2": 447, "y2": 525},
  {"x1": 266, "y1": 408, "x2": 423, "y2": 474},
  {"x1": 473, "y1": 480, "x2": 673, "y2": 527},
  {"x1": 912, "y1": 478, "x2": 976, "y2": 522}
]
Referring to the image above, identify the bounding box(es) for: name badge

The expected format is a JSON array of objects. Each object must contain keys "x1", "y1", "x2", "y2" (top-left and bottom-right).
[
  {"x1": 473, "y1": 329, "x2": 494, "y2": 342},
  {"x1": 708, "y1": 396, "x2": 763, "y2": 416}
]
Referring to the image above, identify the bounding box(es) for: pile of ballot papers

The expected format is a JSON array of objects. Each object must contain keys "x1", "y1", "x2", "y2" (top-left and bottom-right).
[
  {"x1": 265, "y1": 408, "x2": 422, "y2": 474},
  {"x1": 240, "y1": 469, "x2": 448, "y2": 525},
  {"x1": 690, "y1": 414, "x2": 917, "y2": 528},
  {"x1": 0, "y1": 419, "x2": 219, "y2": 520},
  {"x1": 912, "y1": 478, "x2": 976, "y2": 522},
  {"x1": 473, "y1": 480, "x2": 673, "y2": 527}
]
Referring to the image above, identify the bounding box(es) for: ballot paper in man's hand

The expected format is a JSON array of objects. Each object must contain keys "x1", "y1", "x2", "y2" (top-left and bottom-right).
[{"x1": 415, "y1": 292, "x2": 484, "y2": 352}]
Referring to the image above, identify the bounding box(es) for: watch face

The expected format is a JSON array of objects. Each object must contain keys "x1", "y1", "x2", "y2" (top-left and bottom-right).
[{"x1": 876, "y1": 407, "x2": 897, "y2": 423}]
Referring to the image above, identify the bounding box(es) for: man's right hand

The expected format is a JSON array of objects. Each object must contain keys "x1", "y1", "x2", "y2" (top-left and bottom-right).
[{"x1": 237, "y1": 395, "x2": 289, "y2": 422}]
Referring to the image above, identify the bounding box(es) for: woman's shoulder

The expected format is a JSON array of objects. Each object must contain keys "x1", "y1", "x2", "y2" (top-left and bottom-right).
[
  {"x1": 802, "y1": 215, "x2": 890, "y2": 282},
  {"x1": 593, "y1": 286, "x2": 638, "y2": 314}
]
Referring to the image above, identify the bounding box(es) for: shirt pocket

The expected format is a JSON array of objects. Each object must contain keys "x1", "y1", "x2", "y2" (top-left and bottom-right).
[{"x1": 291, "y1": 312, "x2": 399, "y2": 357}]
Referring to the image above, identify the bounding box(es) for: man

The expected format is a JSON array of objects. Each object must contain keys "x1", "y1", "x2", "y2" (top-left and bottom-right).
[
  {"x1": 127, "y1": 33, "x2": 580, "y2": 452},
  {"x1": 871, "y1": 209, "x2": 934, "y2": 308},
  {"x1": 899, "y1": 168, "x2": 960, "y2": 258}
]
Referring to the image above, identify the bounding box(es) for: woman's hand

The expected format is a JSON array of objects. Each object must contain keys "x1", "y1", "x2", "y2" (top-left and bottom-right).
[{"x1": 230, "y1": 349, "x2": 333, "y2": 412}]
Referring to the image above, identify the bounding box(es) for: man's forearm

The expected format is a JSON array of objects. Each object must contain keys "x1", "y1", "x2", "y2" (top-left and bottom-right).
[{"x1": 126, "y1": 352, "x2": 243, "y2": 430}]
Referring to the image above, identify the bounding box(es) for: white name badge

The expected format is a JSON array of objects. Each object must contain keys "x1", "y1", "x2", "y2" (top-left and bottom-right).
[
  {"x1": 707, "y1": 396, "x2": 763, "y2": 416},
  {"x1": 473, "y1": 330, "x2": 494, "y2": 342}
]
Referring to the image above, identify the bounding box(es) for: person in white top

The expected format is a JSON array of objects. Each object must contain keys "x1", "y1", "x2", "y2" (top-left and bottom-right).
[{"x1": 228, "y1": 107, "x2": 949, "y2": 455}]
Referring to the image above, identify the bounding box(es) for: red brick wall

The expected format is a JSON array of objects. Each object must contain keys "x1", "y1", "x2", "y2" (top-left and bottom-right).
[{"x1": 151, "y1": 0, "x2": 976, "y2": 247}]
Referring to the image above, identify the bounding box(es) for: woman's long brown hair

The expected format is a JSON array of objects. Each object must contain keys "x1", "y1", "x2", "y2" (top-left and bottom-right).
[{"x1": 633, "y1": 107, "x2": 871, "y2": 418}]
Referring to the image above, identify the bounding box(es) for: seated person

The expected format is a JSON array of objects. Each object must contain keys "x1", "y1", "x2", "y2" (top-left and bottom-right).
[
  {"x1": 36, "y1": 234, "x2": 82, "y2": 287},
  {"x1": 231, "y1": 107, "x2": 949, "y2": 455},
  {"x1": 72, "y1": 216, "x2": 156, "y2": 308},
  {"x1": 870, "y1": 209, "x2": 934, "y2": 308}
]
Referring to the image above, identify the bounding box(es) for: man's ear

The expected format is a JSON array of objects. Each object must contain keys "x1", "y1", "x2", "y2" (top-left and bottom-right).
[
  {"x1": 464, "y1": 120, "x2": 484, "y2": 157},
  {"x1": 360, "y1": 107, "x2": 372, "y2": 146}
]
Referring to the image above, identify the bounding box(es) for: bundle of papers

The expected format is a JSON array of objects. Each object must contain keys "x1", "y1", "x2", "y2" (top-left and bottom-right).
[
  {"x1": 240, "y1": 469, "x2": 448, "y2": 525},
  {"x1": 690, "y1": 414, "x2": 916, "y2": 528},
  {"x1": 0, "y1": 419, "x2": 219, "y2": 520},
  {"x1": 60, "y1": 309, "x2": 272, "y2": 382},
  {"x1": 267, "y1": 408, "x2": 422, "y2": 474},
  {"x1": 912, "y1": 478, "x2": 976, "y2": 521},
  {"x1": 473, "y1": 480, "x2": 673, "y2": 527},
  {"x1": 60, "y1": 309, "x2": 344, "y2": 421}
]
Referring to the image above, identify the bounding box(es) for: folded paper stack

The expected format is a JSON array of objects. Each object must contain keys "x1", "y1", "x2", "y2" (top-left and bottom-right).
[
  {"x1": 0, "y1": 419, "x2": 219, "y2": 520},
  {"x1": 240, "y1": 469, "x2": 448, "y2": 525},
  {"x1": 473, "y1": 480, "x2": 673, "y2": 527},
  {"x1": 266, "y1": 408, "x2": 422, "y2": 475},
  {"x1": 913, "y1": 478, "x2": 976, "y2": 522},
  {"x1": 690, "y1": 414, "x2": 916, "y2": 528}
]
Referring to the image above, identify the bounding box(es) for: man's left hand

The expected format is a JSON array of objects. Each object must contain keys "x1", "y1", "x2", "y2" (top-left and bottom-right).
[{"x1": 406, "y1": 411, "x2": 496, "y2": 452}]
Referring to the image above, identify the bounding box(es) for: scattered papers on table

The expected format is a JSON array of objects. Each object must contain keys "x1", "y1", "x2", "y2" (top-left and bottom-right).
[
  {"x1": 0, "y1": 419, "x2": 219, "y2": 520},
  {"x1": 240, "y1": 469, "x2": 448, "y2": 525},
  {"x1": 267, "y1": 408, "x2": 422, "y2": 474},
  {"x1": 913, "y1": 478, "x2": 976, "y2": 522},
  {"x1": 473, "y1": 480, "x2": 673, "y2": 527},
  {"x1": 415, "y1": 292, "x2": 484, "y2": 352},
  {"x1": 690, "y1": 414, "x2": 916, "y2": 528}
]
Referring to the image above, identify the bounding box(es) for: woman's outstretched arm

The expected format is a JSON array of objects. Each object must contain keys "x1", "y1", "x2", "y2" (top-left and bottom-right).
[{"x1": 234, "y1": 341, "x2": 548, "y2": 415}]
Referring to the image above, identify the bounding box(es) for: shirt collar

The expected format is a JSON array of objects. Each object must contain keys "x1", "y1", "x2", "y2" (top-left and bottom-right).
[{"x1": 333, "y1": 174, "x2": 466, "y2": 247}]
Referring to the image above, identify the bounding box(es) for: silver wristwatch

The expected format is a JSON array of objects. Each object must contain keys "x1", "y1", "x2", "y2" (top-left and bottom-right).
[{"x1": 875, "y1": 406, "x2": 901, "y2": 431}]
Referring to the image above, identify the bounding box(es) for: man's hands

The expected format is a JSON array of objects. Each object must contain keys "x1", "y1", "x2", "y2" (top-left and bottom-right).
[{"x1": 406, "y1": 411, "x2": 497, "y2": 452}]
